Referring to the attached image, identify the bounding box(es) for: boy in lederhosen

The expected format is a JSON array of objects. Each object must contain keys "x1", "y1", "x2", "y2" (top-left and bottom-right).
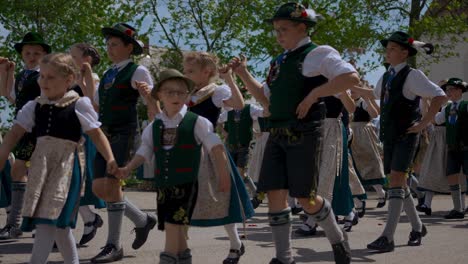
[{"x1": 366, "y1": 31, "x2": 447, "y2": 252}]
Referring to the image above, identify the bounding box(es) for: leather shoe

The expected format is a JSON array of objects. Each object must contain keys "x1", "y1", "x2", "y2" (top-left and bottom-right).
[
  {"x1": 90, "y1": 244, "x2": 123, "y2": 263},
  {"x1": 79, "y1": 213, "x2": 104, "y2": 245},
  {"x1": 444, "y1": 209, "x2": 465, "y2": 219},
  {"x1": 367, "y1": 236, "x2": 395, "y2": 252},
  {"x1": 132, "y1": 213, "x2": 157, "y2": 249},
  {"x1": 408, "y1": 225, "x2": 427, "y2": 246}
]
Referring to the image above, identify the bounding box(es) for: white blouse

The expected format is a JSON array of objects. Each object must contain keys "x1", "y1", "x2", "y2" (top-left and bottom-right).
[{"x1": 15, "y1": 96, "x2": 101, "y2": 133}]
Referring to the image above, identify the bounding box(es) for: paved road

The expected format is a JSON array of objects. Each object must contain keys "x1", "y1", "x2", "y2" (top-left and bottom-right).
[{"x1": 0, "y1": 191, "x2": 467, "y2": 263}]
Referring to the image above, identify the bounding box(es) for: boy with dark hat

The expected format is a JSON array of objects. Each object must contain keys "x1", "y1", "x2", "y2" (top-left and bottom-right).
[
  {"x1": 0, "y1": 32, "x2": 50, "y2": 239},
  {"x1": 90, "y1": 23, "x2": 157, "y2": 263},
  {"x1": 434, "y1": 78, "x2": 468, "y2": 219},
  {"x1": 366, "y1": 31, "x2": 447, "y2": 252},
  {"x1": 230, "y1": 2, "x2": 360, "y2": 263}
]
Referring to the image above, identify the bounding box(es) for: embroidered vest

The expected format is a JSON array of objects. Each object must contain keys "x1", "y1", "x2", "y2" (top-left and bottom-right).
[
  {"x1": 153, "y1": 112, "x2": 201, "y2": 188},
  {"x1": 266, "y1": 42, "x2": 327, "y2": 128},
  {"x1": 189, "y1": 96, "x2": 220, "y2": 128},
  {"x1": 379, "y1": 65, "x2": 420, "y2": 143},
  {"x1": 353, "y1": 102, "x2": 371, "y2": 122},
  {"x1": 226, "y1": 104, "x2": 253, "y2": 146},
  {"x1": 324, "y1": 96, "x2": 344, "y2": 118},
  {"x1": 34, "y1": 100, "x2": 81, "y2": 142},
  {"x1": 98, "y1": 63, "x2": 139, "y2": 127}
]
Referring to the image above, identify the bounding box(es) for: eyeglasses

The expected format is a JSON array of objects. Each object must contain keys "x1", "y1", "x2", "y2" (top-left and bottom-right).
[
  {"x1": 272, "y1": 24, "x2": 300, "y2": 36},
  {"x1": 160, "y1": 90, "x2": 189, "y2": 97}
]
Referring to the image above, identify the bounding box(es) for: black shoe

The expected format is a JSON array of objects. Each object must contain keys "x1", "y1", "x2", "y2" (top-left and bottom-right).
[
  {"x1": 294, "y1": 224, "x2": 317, "y2": 236},
  {"x1": 376, "y1": 198, "x2": 386, "y2": 208},
  {"x1": 416, "y1": 204, "x2": 432, "y2": 216},
  {"x1": 79, "y1": 214, "x2": 104, "y2": 246},
  {"x1": 332, "y1": 231, "x2": 351, "y2": 264},
  {"x1": 408, "y1": 225, "x2": 427, "y2": 246},
  {"x1": 357, "y1": 201, "x2": 366, "y2": 218},
  {"x1": 367, "y1": 236, "x2": 395, "y2": 252},
  {"x1": 90, "y1": 244, "x2": 123, "y2": 263},
  {"x1": 222, "y1": 243, "x2": 245, "y2": 264},
  {"x1": 269, "y1": 258, "x2": 296, "y2": 264},
  {"x1": 343, "y1": 215, "x2": 359, "y2": 232},
  {"x1": 251, "y1": 197, "x2": 262, "y2": 209},
  {"x1": 132, "y1": 213, "x2": 157, "y2": 250},
  {"x1": 0, "y1": 224, "x2": 23, "y2": 240},
  {"x1": 291, "y1": 206, "x2": 303, "y2": 215},
  {"x1": 444, "y1": 209, "x2": 465, "y2": 219}
]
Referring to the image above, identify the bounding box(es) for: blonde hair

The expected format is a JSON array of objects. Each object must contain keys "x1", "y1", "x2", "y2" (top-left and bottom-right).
[
  {"x1": 41, "y1": 53, "x2": 79, "y2": 79},
  {"x1": 183, "y1": 51, "x2": 219, "y2": 81}
]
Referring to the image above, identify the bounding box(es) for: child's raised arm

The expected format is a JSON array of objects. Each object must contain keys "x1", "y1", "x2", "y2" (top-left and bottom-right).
[
  {"x1": 86, "y1": 128, "x2": 117, "y2": 175},
  {"x1": 0, "y1": 124, "x2": 26, "y2": 170},
  {"x1": 230, "y1": 55, "x2": 269, "y2": 109},
  {"x1": 219, "y1": 66, "x2": 244, "y2": 110}
]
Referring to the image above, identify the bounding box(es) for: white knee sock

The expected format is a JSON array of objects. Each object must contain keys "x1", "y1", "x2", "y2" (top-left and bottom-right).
[
  {"x1": 373, "y1": 185, "x2": 386, "y2": 199},
  {"x1": 424, "y1": 191, "x2": 434, "y2": 208},
  {"x1": 224, "y1": 223, "x2": 242, "y2": 258},
  {"x1": 30, "y1": 224, "x2": 56, "y2": 264},
  {"x1": 55, "y1": 227, "x2": 79, "y2": 264},
  {"x1": 79, "y1": 205, "x2": 96, "y2": 235}
]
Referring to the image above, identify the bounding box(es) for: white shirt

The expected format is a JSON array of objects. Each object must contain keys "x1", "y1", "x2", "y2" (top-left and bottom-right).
[
  {"x1": 136, "y1": 105, "x2": 222, "y2": 163},
  {"x1": 218, "y1": 104, "x2": 264, "y2": 123},
  {"x1": 263, "y1": 37, "x2": 357, "y2": 98},
  {"x1": 94, "y1": 59, "x2": 153, "y2": 105},
  {"x1": 355, "y1": 98, "x2": 368, "y2": 110},
  {"x1": 374, "y1": 62, "x2": 445, "y2": 100},
  {"x1": 434, "y1": 99, "x2": 465, "y2": 125},
  {"x1": 15, "y1": 96, "x2": 101, "y2": 133},
  {"x1": 10, "y1": 65, "x2": 41, "y2": 101}
]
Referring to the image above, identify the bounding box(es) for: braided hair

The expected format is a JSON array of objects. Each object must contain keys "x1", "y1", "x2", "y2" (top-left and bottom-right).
[{"x1": 71, "y1": 43, "x2": 101, "y2": 67}]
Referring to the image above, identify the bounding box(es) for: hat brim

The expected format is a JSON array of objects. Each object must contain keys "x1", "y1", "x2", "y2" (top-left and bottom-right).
[
  {"x1": 14, "y1": 42, "x2": 51, "y2": 54},
  {"x1": 102, "y1": 28, "x2": 143, "y2": 55},
  {"x1": 442, "y1": 83, "x2": 468, "y2": 93},
  {"x1": 264, "y1": 17, "x2": 316, "y2": 27},
  {"x1": 380, "y1": 39, "x2": 417, "y2": 57},
  {"x1": 151, "y1": 76, "x2": 195, "y2": 99}
]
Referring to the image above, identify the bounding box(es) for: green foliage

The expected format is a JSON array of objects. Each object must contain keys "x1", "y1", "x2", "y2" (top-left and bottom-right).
[
  {"x1": 366, "y1": 0, "x2": 468, "y2": 68},
  {"x1": 0, "y1": 0, "x2": 148, "y2": 75},
  {"x1": 0, "y1": 96, "x2": 13, "y2": 132}
]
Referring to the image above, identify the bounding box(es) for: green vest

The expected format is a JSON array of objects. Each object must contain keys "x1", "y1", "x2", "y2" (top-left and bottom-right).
[
  {"x1": 226, "y1": 104, "x2": 253, "y2": 146},
  {"x1": 98, "y1": 63, "x2": 139, "y2": 127},
  {"x1": 445, "y1": 101, "x2": 468, "y2": 150},
  {"x1": 379, "y1": 65, "x2": 421, "y2": 143},
  {"x1": 267, "y1": 42, "x2": 327, "y2": 128},
  {"x1": 153, "y1": 112, "x2": 201, "y2": 188}
]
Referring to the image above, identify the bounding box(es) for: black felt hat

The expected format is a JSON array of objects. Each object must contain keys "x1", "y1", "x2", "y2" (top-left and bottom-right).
[
  {"x1": 14, "y1": 32, "x2": 51, "y2": 54},
  {"x1": 102, "y1": 23, "x2": 144, "y2": 55}
]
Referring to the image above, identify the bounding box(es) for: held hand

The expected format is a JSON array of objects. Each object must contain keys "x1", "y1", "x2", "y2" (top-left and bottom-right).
[
  {"x1": 229, "y1": 54, "x2": 247, "y2": 75},
  {"x1": 218, "y1": 65, "x2": 233, "y2": 82},
  {"x1": 135, "y1": 81, "x2": 151, "y2": 97},
  {"x1": 8, "y1": 61, "x2": 15, "y2": 72},
  {"x1": 218, "y1": 173, "x2": 231, "y2": 193},
  {"x1": 406, "y1": 121, "x2": 427, "y2": 134},
  {"x1": 296, "y1": 93, "x2": 318, "y2": 119},
  {"x1": 115, "y1": 167, "x2": 130, "y2": 180},
  {"x1": 106, "y1": 159, "x2": 118, "y2": 175}
]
